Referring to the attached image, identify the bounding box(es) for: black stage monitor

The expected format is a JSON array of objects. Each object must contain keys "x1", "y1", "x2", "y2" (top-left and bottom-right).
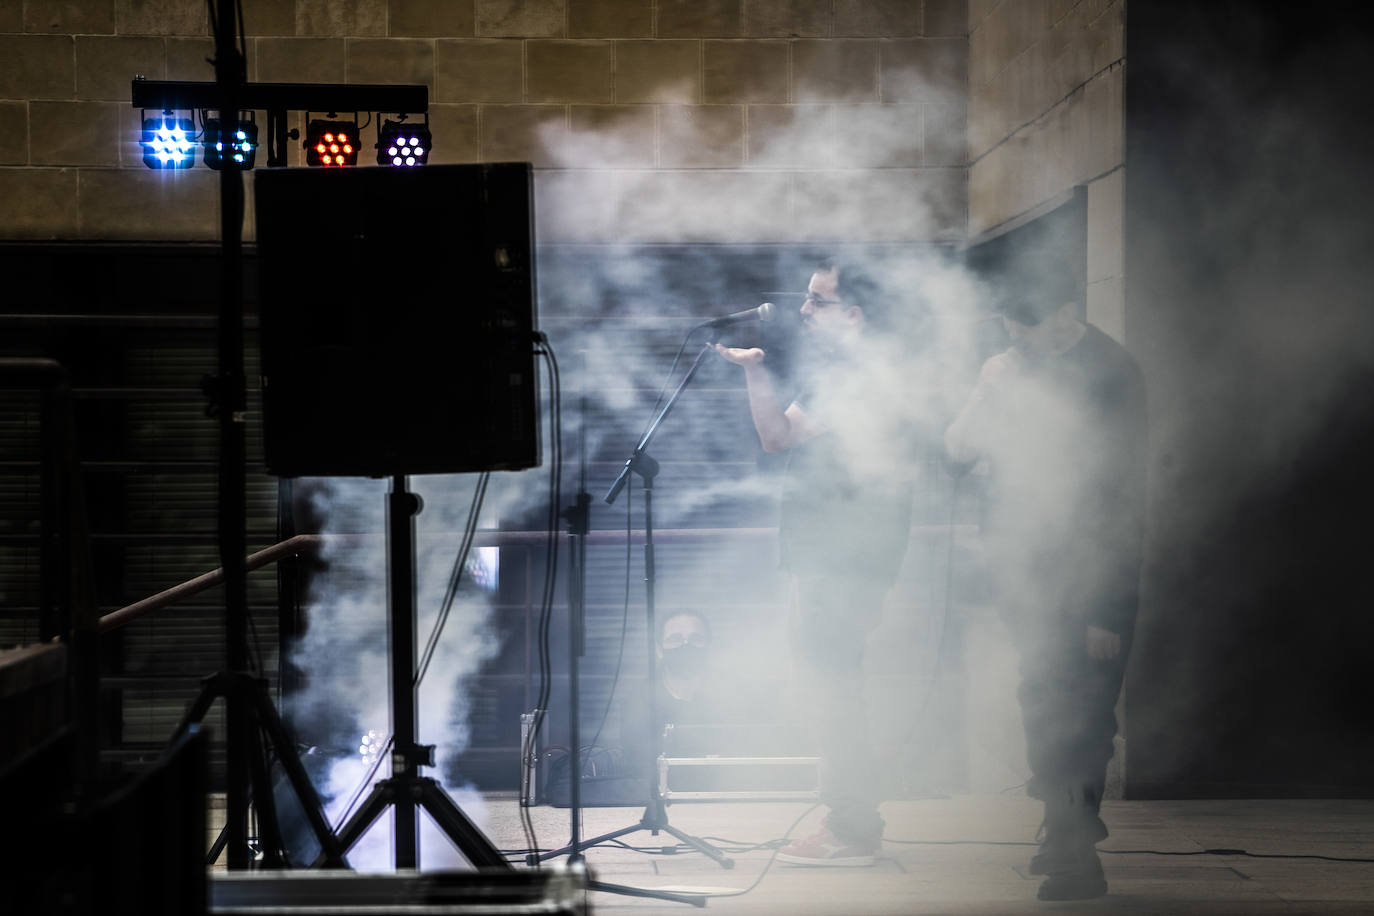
[{"x1": 254, "y1": 162, "x2": 540, "y2": 477}]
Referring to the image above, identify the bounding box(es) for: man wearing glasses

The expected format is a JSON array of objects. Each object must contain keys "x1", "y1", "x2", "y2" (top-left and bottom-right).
[{"x1": 715, "y1": 259, "x2": 917, "y2": 867}]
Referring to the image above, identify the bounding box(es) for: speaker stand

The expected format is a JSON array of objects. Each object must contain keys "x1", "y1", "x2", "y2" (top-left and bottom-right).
[{"x1": 329, "y1": 476, "x2": 509, "y2": 869}]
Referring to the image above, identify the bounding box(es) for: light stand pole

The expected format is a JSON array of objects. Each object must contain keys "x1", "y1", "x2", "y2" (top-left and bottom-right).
[
  {"x1": 168, "y1": 0, "x2": 347, "y2": 870},
  {"x1": 211, "y1": 0, "x2": 251, "y2": 870},
  {"x1": 328, "y1": 477, "x2": 512, "y2": 870}
]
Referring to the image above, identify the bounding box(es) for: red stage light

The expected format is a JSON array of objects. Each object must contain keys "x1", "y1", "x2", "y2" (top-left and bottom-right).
[{"x1": 306, "y1": 120, "x2": 360, "y2": 168}]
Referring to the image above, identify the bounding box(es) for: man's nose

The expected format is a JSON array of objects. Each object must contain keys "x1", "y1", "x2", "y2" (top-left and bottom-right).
[{"x1": 800, "y1": 299, "x2": 814, "y2": 316}]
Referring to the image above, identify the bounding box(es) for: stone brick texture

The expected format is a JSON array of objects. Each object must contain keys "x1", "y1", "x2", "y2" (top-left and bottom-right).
[
  {"x1": 0, "y1": 0, "x2": 972, "y2": 244},
  {"x1": 660, "y1": 105, "x2": 745, "y2": 167},
  {"x1": 704, "y1": 40, "x2": 789, "y2": 104},
  {"x1": 0, "y1": 102, "x2": 30, "y2": 165},
  {"x1": 569, "y1": 0, "x2": 651, "y2": 38},
  {"x1": 77, "y1": 37, "x2": 165, "y2": 100},
  {"x1": 435, "y1": 40, "x2": 524, "y2": 103},
  {"x1": 526, "y1": 40, "x2": 614, "y2": 103},
  {"x1": 390, "y1": 0, "x2": 475, "y2": 37},
  {"x1": 26, "y1": 0, "x2": 116, "y2": 35},
  {"x1": 967, "y1": 0, "x2": 1124, "y2": 236},
  {"x1": 116, "y1": 0, "x2": 207, "y2": 37}
]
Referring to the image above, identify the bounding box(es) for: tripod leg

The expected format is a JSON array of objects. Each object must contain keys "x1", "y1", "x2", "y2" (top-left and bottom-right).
[
  {"x1": 245, "y1": 720, "x2": 288, "y2": 867},
  {"x1": 416, "y1": 780, "x2": 510, "y2": 869},
  {"x1": 207, "y1": 817, "x2": 230, "y2": 866},
  {"x1": 535, "y1": 821, "x2": 646, "y2": 863},
  {"x1": 329, "y1": 782, "x2": 393, "y2": 864},
  {"x1": 250, "y1": 686, "x2": 349, "y2": 866},
  {"x1": 661, "y1": 824, "x2": 735, "y2": 869},
  {"x1": 172, "y1": 677, "x2": 224, "y2": 741}
]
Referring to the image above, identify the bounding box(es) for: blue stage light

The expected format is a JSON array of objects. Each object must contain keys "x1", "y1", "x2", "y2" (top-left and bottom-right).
[
  {"x1": 204, "y1": 117, "x2": 258, "y2": 170},
  {"x1": 142, "y1": 115, "x2": 197, "y2": 169}
]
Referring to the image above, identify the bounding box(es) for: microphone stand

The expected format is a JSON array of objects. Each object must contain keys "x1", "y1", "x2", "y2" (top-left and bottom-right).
[
  {"x1": 545, "y1": 355, "x2": 711, "y2": 907},
  {"x1": 535, "y1": 335, "x2": 733, "y2": 884}
]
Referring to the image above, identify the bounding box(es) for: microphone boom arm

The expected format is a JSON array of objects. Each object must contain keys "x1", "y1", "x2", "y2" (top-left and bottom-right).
[{"x1": 604, "y1": 334, "x2": 718, "y2": 505}]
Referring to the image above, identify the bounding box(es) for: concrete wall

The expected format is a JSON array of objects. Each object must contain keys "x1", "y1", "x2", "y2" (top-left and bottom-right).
[
  {"x1": 0, "y1": 0, "x2": 968, "y2": 244},
  {"x1": 967, "y1": 0, "x2": 1123, "y2": 339}
]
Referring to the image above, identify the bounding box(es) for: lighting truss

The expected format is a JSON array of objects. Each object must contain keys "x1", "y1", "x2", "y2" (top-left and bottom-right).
[
  {"x1": 132, "y1": 81, "x2": 428, "y2": 168},
  {"x1": 305, "y1": 117, "x2": 360, "y2": 168},
  {"x1": 141, "y1": 112, "x2": 197, "y2": 169},
  {"x1": 377, "y1": 117, "x2": 431, "y2": 167}
]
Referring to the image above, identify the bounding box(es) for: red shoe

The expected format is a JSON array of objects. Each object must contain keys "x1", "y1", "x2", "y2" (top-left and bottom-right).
[{"x1": 776, "y1": 827, "x2": 878, "y2": 867}]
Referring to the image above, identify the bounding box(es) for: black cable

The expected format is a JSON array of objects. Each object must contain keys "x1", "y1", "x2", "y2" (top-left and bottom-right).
[
  {"x1": 581, "y1": 321, "x2": 704, "y2": 767},
  {"x1": 881, "y1": 836, "x2": 1374, "y2": 864},
  {"x1": 414, "y1": 471, "x2": 490, "y2": 687},
  {"x1": 1101, "y1": 848, "x2": 1374, "y2": 864},
  {"x1": 686, "y1": 803, "x2": 821, "y2": 900},
  {"x1": 327, "y1": 469, "x2": 490, "y2": 832},
  {"x1": 521, "y1": 339, "x2": 562, "y2": 866},
  {"x1": 332, "y1": 733, "x2": 393, "y2": 832}
]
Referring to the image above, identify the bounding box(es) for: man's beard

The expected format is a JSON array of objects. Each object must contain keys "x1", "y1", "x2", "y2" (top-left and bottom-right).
[{"x1": 798, "y1": 324, "x2": 845, "y2": 368}]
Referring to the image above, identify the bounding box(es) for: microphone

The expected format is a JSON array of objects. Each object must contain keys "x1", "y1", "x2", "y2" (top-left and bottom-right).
[{"x1": 699, "y1": 302, "x2": 776, "y2": 328}]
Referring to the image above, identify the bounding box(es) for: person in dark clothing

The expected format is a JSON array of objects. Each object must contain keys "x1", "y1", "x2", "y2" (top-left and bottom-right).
[
  {"x1": 945, "y1": 286, "x2": 1147, "y2": 901},
  {"x1": 616, "y1": 610, "x2": 723, "y2": 780},
  {"x1": 715, "y1": 260, "x2": 917, "y2": 866}
]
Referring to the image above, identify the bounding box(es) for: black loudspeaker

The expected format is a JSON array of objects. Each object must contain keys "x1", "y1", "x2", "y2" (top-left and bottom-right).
[{"x1": 253, "y1": 163, "x2": 541, "y2": 477}]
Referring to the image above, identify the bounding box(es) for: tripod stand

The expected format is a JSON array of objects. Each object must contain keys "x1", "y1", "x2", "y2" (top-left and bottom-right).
[
  {"x1": 329, "y1": 476, "x2": 510, "y2": 869},
  {"x1": 168, "y1": 0, "x2": 347, "y2": 870},
  {"x1": 536, "y1": 337, "x2": 733, "y2": 872}
]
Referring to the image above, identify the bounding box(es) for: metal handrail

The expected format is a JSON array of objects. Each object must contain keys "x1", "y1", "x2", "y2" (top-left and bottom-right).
[
  {"x1": 95, "y1": 523, "x2": 974, "y2": 634},
  {"x1": 98, "y1": 534, "x2": 322, "y2": 633}
]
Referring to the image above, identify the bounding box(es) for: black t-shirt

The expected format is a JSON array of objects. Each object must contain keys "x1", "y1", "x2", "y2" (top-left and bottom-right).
[
  {"x1": 974, "y1": 324, "x2": 1147, "y2": 633},
  {"x1": 776, "y1": 350, "x2": 921, "y2": 586}
]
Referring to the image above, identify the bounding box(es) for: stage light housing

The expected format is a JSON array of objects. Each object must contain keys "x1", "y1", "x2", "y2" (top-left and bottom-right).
[
  {"x1": 141, "y1": 113, "x2": 197, "y2": 169},
  {"x1": 377, "y1": 118, "x2": 431, "y2": 167},
  {"x1": 203, "y1": 117, "x2": 258, "y2": 169},
  {"x1": 305, "y1": 118, "x2": 359, "y2": 168}
]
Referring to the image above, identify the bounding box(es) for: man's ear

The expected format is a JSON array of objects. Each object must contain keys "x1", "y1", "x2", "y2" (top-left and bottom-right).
[{"x1": 845, "y1": 305, "x2": 865, "y2": 325}]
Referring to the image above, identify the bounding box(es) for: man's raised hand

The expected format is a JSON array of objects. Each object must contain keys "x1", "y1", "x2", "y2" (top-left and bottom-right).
[{"x1": 714, "y1": 344, "x2": 766, "y2": 367}]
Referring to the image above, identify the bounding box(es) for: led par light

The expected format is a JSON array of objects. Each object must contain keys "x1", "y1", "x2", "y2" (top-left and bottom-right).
[
  {"x1": 305, "y1": 119, "x2": 359, "y2": 168},
  {"x1": 203, "y1": 116, "x2": 258, "y2": 169},
  {"x1": 141, "y1": 113, "x2": 197, "y2": 169},
  {"x1": 377, "y1": 118, "x2": 431, "y2": 167}
]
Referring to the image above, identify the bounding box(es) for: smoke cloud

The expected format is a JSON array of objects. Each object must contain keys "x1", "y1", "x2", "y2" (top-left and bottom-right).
[{"x1": 281, "y1": 60, "x2": 1076, "y2": 869}]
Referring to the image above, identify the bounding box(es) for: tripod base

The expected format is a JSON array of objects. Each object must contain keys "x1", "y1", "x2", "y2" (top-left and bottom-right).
[
  {"x1": 535, "y1": 806, "x2": 735, "y2": 870},
  {"x1": 332, "y1": 775, "x2": 511, "y2": 870},
  {"x1": 175, "y1": 670, "x2": 348, "y2": 868}
]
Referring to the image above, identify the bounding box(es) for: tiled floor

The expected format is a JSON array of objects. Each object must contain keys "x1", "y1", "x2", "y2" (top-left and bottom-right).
[{"x1": 211, "y1": 793, "x2": 1374, "y2": 914}]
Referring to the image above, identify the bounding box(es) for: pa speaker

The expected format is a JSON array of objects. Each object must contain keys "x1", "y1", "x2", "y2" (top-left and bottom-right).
[{"x1": 253, "y1": 162, "x2": 540, "y2": 477}]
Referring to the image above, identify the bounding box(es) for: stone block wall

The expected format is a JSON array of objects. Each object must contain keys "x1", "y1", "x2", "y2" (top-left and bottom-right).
[
  {"x1": 967, "y1": 0, "x2": 1124, "y2": 339},
  {"x1": 0, "y1": 0, "x2": 969, "y2": 245}
]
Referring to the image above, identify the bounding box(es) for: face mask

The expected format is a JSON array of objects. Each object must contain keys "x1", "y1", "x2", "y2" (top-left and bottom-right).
[{"x1": 661, "y1": 645, "x2": 708, "y2": 680}]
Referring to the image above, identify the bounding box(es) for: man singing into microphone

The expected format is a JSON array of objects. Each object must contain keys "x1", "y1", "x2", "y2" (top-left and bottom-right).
[
  {"x1": 944, "y1": 266, "x2": 1146, "y2": 901},
  {"x1": 716, "y1": 259, "x2": 919, "y2": 866}
]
